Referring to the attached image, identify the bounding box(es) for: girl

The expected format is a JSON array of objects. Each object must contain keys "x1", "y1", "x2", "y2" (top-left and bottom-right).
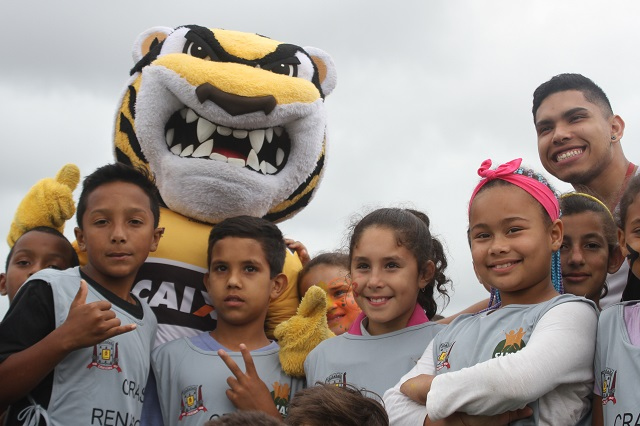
[
  {"x1": 297, "y1": 252, "x2": 362, "y2": 335},
  {"x1": 559, "y1": 192, "x2": 623, "y2": 310},
  {"x1": 593, "y1": 174, "x2": 640, "y2": 425},
  {"x1": 385, "y1": 158, "x2": 597, "y2": 426},
  {"x1": 303, "y1": 208, "x2": 450, "y2": 397}
]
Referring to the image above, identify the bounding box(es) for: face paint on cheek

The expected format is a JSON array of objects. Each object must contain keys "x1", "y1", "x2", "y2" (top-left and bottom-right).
[
  {"x1": 351, "y1": 282, "x2": 359, "y2": 298},
  {"x1": 627, "y1": 244, "x2": 640, "y2": 266}
]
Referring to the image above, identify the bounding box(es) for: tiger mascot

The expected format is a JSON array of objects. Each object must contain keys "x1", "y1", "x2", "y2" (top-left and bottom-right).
[{"x1": 8, "y1": 25, "x2": 337, "y2": 346}]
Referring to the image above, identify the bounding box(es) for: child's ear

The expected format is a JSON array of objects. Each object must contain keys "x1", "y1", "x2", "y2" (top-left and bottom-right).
[
  {"x1": 270, "y1": 273, "x2": 288, "y2": 300},
  {"x1": 74, "y1": 227, "x2": 87, "y2": 252},
  {"x1": 0, "y1": 273, "x2": 7, "y2": 296},
  {"x1": 202, "y1": 272, "x2": 210, "y2": 292},
  {"x1": 419, "y1": 260, "x2": 436, "y2": 290},
  {"x1": 608, "y1": 245, "x2": 625, "y2": 274},
  {"x1": 549, "y1": 219, "x2": 564, "y2": 251},
  {"x1": 150, "y1": 227, "x2": 165, "y2": 252},
  {"x1": 618, "y1": 228, "x2": 629, "y2": 260}
]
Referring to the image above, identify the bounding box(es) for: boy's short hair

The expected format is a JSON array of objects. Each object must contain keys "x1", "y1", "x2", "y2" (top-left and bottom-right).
[
  {"x1": 207, "y1": 216, "x2": 286, "y2": 278},
  {"x1": 285, "y1": 383, "x2": 388, "y2": 426},
  {"x1": 76, "y1": 163, "x2": 161, "y2": 229},
  {"x1": 203, "y1": 411, "x2": 283, "y2": 426},
  {"x1": 6, "y1": 226, "x2": 79, "y2": 270},
  {"x1": 532, "y1": 73, "x2": 613, "y2": 119}
]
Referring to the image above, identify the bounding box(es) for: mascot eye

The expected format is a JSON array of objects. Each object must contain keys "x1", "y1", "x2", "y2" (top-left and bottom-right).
[
  {"x1": 184, "y1": 40, "x2": 214, "y2": 61},
  {"x1": 262, "y1": 58, "x2": 300, "y2": 77}
]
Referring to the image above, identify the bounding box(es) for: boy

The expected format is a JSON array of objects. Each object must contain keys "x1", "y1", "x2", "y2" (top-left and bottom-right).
[
  {"x1": 0, "y1": 163, "x2": 163, "y2": 425},
  {"x1": 0, "y1": 226, "x2": 79, "y2": 303},
  {"x1": 145, "y1": 216, "x2": 303, "y2": 425}
]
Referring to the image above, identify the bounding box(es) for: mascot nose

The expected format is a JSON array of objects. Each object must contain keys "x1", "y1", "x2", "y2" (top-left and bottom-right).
[{"x1": 196, "y1": 83, "x2": 277, "y2": 116}]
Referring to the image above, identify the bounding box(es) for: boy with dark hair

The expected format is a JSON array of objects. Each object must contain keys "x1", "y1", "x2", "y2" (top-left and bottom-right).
[
  {"x1": 0, "y1": 163, "x2": 163, "y2": 425},
  {"x1": 533, "y1": 73, "x2": 636, "y2": 306},
  {"x1": 144, "y1": 215, "x2": 303, "y2": 426},
  {"x1": 0, "y1": 226, "x2": 79, "y2": 303}
]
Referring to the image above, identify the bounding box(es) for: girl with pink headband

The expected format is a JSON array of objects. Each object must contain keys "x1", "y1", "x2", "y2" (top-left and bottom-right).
[{"x1": 385, "y1": 158, "x2": 598, "y2": 426}]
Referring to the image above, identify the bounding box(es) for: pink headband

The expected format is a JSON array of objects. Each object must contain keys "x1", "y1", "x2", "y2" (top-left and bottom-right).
[{"x1": 469, "y1": 158, "x2": 560, "y2": 220}]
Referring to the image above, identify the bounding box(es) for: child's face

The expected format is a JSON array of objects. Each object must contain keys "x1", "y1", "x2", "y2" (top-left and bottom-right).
[
  {"x1": 300, "y1": 264, "x2": 361, "y2": 335},
  {"x1": 560, "y1": 212, "x2": 612, "y2": 303},
  {"x1": 0, "y1": 231, "x2": 75, "y2": 302},
  {"x1": 204, "y1": 237, "x2": 285, "y2": 326},
  {"x1": 469, "y1": 185, "x2": 563, "y2": 306},
  {"x1": 350, "y1": 226, "x2": 429, "y2": 336},
  {"x1": 74, "y1": 181, "x2": 162, "y2": 289},
  {"x1": 620, "y1": 193, "x2": 640, "y2": 279}
]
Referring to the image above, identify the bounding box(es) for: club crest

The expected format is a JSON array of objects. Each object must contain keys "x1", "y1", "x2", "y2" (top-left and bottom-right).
[
  {"x1": 601, "y1": 368, "x2": 617, "y2": 405},
  {"x1": 179, "y1": 385, "x2": 207, "y2": 419},
  {"x1": 87, "y1": 340, "x2": 122, "y2": 372}
]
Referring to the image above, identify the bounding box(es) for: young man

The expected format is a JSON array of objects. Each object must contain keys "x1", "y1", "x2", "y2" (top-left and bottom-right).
[
  {"x1": 144, "y1": 216, "x2": 303, "y2": 425},
  {"x1": 0, "y1": 227, "x2": 79, "y2": 303},
  {"x1": 533, "y1": 73, "x2": 637, "y2": 305},
  {"x1": 0, "y1": 163, "x2": 163, "y2": 425}
]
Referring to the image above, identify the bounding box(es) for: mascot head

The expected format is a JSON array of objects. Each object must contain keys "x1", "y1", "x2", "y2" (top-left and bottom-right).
[{"x1": 114, "y1": 25, "x2": 336, "y2": 224}]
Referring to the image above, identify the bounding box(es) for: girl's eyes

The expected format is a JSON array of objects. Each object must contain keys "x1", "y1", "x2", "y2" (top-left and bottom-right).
[
  {"x1": 354, "y1": 263, "x2": 370, "y2": 270},
  {"x1": 385, "y1": 262, "x2": 400, "y2": 269},
  {"x1": 506, "y1": 227, "x2": 523, "y2": 234}
]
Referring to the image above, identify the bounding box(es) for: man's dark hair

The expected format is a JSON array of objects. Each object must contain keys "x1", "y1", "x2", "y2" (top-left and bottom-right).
[
  {"x1": 207, "y1": 216, "x2": 285, "y2": 278},
  {"x1": 532, "y1": 73, "x2": 613, "y2": 119}
]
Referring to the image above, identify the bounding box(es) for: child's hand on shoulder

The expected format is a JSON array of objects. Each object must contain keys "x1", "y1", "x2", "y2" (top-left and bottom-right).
[
  {"x1": 56, "y1": 280, "x2": 136, "y2": 351},
  {"x1": 218, "y1": 344, "x2": 281, "y2": 420}
]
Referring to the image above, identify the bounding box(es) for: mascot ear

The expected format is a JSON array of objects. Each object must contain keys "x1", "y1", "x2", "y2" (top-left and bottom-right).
[
  {"x1": 305, "y1": 47, "x2": 337, "y2": 97},
  {"x1": 132, "y1": 26, "x2": 173, "y2": 63}
]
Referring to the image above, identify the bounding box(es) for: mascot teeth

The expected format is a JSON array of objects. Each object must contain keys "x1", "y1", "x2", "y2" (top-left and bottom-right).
[{"x1": 164, "y1": 107, "x2": 289, "y2": 175}]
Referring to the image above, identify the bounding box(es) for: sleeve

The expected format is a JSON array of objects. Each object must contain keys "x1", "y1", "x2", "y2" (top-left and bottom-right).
[
  {"x1": 383, "y1": 340, "x2": 435, "y2": 425},
  {"x1": 0, "y1": 280, "x2": 55, "y2": 363},
  {"x1": 426, "y1": 301, "x2": 597, "y2": 420}
]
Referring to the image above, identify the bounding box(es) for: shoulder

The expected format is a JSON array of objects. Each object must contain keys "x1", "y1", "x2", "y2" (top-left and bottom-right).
[{"x1": 152, "y1": 336, "x2": 191, "y2": 363}]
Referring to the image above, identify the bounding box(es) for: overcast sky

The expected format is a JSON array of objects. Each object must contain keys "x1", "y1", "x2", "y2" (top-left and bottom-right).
[{"x1": 2, "y1": 0, "x2": 640, "y2": 317}]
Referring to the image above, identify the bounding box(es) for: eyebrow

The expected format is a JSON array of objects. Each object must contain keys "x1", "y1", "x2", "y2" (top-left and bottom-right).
[
  {"x1": 89, "y1": 207, "x2": 150, "y2": 215},
  {"x1": 469, "y1": 216, "x2": 529, "y2": 232},
  {"x1": 535, "y1": 107, "x2": 589, "y2": 128}
]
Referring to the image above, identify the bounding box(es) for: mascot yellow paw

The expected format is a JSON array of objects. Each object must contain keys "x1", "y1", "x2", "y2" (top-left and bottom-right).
[
  {"x1": 275, "y1": 285, "x2": 335, "y2": 377},
  {"x1": 8, "y1": 164, "x2": 80, "y2": 247}
]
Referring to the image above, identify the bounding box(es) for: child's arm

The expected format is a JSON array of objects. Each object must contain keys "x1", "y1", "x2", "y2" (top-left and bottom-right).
[
  {"x1": 218, "y1": 344, "x2": 282, "y2": 419},
  {"x1": 426, "y1": 301, "x2": 597, "y2": 420},
  {"x1": 0, "y1": 280, "x2": 135, "y2": 405},
  {"x1": 284, "y1": 238, "x2": 310, "y2": 266}
]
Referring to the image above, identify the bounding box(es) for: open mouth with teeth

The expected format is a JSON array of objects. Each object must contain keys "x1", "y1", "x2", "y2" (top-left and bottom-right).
[
  {"x1": 164, "y1": 107, "x2": 290, "y2": 175},
  {"x1": 556, "y1": 148, "x2": 583, "y2": 162}
]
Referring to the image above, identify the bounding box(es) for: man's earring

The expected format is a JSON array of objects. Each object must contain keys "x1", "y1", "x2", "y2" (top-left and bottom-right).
[{"x1": 612, "y1": 136, "x2": 616, "y2": 140}]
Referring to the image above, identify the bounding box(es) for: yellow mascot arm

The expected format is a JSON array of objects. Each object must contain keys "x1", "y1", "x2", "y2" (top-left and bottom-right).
[
  {"x1": 274, "y1": 286, "x2": 335, "y2": 377},
  {"x1": 7, "y1": 164, "x2": 80, "y2": 247}
]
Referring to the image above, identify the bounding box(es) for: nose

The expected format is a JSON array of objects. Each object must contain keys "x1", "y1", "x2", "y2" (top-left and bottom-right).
[
  {"x1": 552, "y1": 123, "x2": 572, "y2": 145},
  {"x1": 196, "y1": 83, "x2": 277, "y2": 116},
  {"x1": 488, "y1": 235, "x2": 509, "y2": 255},
  {"x1": 366, "y1": 268, "x2": 385, "y2": 289},
  {"x1": 567, "y1": 245, "x2": 585, "y2": 266},
  {"x1": 111, "y1": 222, "x2": 127, "y2": 243},
  {"x1": 226, "y1": 270, "x2": 241, "y2": 289}
]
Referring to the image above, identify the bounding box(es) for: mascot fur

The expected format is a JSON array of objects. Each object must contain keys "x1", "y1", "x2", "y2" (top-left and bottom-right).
[{"x1": 9, "y1": 25, "x2": 337, "y2": 364}]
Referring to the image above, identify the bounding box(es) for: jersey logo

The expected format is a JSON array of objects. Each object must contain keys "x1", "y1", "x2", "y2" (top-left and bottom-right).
[
  {"x1": 87, "y1": 340, "x2": 122, "y2": 372},
  {"x1": 601, "y1": 368, "x2": 617, "y2": 405},
  {"x1": 324, "y1": 372, "x2": 347, "y2": 386},
  {"x1": 179, "y1": 385, "x2": 207, "y2": 420},
  {"x1": 272, "y1": 381, "x2": 291, "y2": 417},
  {"x1": 492, "y1": 327, "x2": 526, "y2": 358},
  {"x1": 436, "y1": 341, "x2": 455, "y2": 371}
]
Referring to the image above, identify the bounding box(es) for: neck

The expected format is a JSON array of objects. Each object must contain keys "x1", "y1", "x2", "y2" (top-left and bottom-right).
[
  {"x1": 499, "y1": 280, "x2": 558, "y2": 307},
  {"x1": 573, "y1": 154, "x2": 632, "y2": 211},
  {"x1": 210, "y1": 322, "x2": 271, "y2": 351},
  {"x1": 80, "y1": 265, "x2": 136, "y2": 303}
]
